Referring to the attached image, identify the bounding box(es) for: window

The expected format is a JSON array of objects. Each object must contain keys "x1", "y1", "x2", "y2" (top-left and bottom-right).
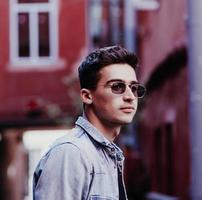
[
  {"x1": 88, "y1": 0, "x2": 103, "y2": 48},
  {"x1": 88, "y1": 0, "x2": 122, "y2": 49},
  {"x1": 9, "y1": 0, "x2": 59, "y2": 68}
]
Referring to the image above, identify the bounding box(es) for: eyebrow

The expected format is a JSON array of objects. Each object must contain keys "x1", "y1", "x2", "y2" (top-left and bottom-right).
[{"x1": 105, "y1": 79, "x2": 139, "y2": 85}]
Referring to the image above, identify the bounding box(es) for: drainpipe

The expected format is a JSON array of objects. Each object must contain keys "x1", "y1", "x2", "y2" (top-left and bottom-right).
[
  {"x1": 109, "y1": 0, "x2": 120, "y2": 44},
  {"x1": 187, "y1": 0, "x2": 202, "y2": 199},
  {"x1": 124, "y1": 0, "x2": 137, "y2": 52}
]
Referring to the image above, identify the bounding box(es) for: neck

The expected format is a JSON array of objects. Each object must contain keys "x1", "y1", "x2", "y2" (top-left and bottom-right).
[{"x1": 84, "y1": 110, "x2": 121, "y2": 142}]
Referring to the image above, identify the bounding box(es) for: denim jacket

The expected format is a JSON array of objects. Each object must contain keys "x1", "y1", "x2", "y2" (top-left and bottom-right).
[{"x1": 33, "y1": 116, "x2": 128, "y2": 200}]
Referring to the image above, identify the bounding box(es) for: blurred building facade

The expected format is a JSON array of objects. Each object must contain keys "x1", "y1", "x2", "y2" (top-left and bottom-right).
[
  {"x1": 0, "y1": 0, "x2": 191, "y2": 200},
  {"x1": 0, "y1": 0, "x2": 127, "y2": 199},
  {"x1": 137, "y1": 0, "x2": 190, "y2": 199},
  {"x1": 0, "y1": 0, "x2": 87, "y2": 126},
  {"x1": 0, "y1": 0, "x2": 87, "y2": 199}
]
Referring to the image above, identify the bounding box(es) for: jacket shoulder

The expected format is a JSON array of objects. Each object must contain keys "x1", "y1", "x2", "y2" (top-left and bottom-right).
[
  {"x1": 50, "y1": 127, "x2": 90, "y2": 149},
  {"x1": 46, "y1": 127, "x2": 99, "y2": 165}
]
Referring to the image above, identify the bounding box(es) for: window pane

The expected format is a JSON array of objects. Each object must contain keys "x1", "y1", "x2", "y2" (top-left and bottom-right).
[
  {"x1": 18, "y1": 0, "x2": 49, "y2": 3},
  {"x1": 89, "y1": 0, "x2": 103, "y2": 47},
  {"x1": 38, "y1": 13, "x2": 50, "y2": 57},
  {"x1": 18, "y1": 13, "x2": 30, "y2": 57}
]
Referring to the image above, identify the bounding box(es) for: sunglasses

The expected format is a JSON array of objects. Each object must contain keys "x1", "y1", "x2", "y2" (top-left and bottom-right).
[{"x1": 105, "y1": 82, "x2": 146, "y2": 98}]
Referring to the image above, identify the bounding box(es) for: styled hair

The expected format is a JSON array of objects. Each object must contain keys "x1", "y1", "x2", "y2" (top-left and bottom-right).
[{"x1": 78, "y1": 45, "x2": 138, "y2": 90}]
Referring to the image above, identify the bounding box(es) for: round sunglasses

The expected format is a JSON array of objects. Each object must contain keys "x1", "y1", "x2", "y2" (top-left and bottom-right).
[{"x1": 105, "y1": 82, "x2": 146, "y2": 98}]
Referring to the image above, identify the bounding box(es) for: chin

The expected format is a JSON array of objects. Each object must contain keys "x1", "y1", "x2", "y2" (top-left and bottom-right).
[
  {"x1": 117, "y1": 117, "x2": 134, "y2": 125},
  {"x1": 122, "y1": 120, "x2": 133, "y2": 125}
]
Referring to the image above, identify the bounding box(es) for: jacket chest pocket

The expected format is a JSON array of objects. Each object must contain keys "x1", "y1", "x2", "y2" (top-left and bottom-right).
[
  {"x1": 88, "y1": 170, "x2": 118, "y2": 200},
  {"x1": 89, "y1": 195, "x2": 116, "y2": 200}
]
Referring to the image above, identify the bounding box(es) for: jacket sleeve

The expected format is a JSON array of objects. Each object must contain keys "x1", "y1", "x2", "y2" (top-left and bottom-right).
[{"x1": 33, "y1": 143, "x2": 92, "y2": 200}]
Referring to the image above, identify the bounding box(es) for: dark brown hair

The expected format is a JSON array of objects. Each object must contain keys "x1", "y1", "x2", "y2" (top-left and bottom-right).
[{"x1": 78, "y1": 45, "x2": 138, "y2": 90}]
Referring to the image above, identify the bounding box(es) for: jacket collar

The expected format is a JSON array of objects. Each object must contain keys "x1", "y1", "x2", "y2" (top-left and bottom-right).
[{"x1": 75, "y1": 116, "x2": 124, "y2": 161}]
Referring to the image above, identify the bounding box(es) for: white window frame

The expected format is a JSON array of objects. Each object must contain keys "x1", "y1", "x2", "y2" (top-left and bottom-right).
[{"x1": 9, "y1": 0, "x2": 59, "y2": 69}]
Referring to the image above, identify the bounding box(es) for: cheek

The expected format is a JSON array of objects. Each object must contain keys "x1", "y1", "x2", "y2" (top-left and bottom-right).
[{"x1": 93, "y1": 95, "x2": 119, "y2": 113}]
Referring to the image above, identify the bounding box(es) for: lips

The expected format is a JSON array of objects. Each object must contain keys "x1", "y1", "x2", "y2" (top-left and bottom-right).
[{"x1": 120, "y1": 107, "x2": 135, "y2": 113}]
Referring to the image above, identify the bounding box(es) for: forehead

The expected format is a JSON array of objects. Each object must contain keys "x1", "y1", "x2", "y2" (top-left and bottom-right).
[{"x1": 99, "y1": 63, "x2": 137, "y2": 83}]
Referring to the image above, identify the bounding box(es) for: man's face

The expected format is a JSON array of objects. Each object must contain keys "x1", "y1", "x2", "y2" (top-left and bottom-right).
[{"x1": 89, "y1": 63, "x2": 138, "y2": 126}]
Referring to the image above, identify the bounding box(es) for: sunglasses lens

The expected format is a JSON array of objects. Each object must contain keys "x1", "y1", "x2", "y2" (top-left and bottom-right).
[
  {"x1": 111, "y1": 83, "x2": 125, "y2": 94},
  {"x1": 130, "y1": 84, "x2": 138, "y2": 97},
  {"x1": 137, "y1": 85, "x2": 146, "y2": 98},
  {"x1": 109, "y1": 82, "x2": 146, "y2": 98}
]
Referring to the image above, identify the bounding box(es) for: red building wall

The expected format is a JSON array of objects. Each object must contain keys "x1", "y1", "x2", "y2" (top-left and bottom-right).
[
  {"x1": 0, "y1": 1, "x2": 10, "y2": 112},
  {"x1": 137, "y1": 0, "x2": 190, "y2": 199},
  {"x1": 0, "y1": 0, "x2": 87, "y2": 126},
  {"x1": 138, "y1": 0, "x2": 187, "y2": 82},
  {"x1": 139, "y1": 65, "x2": 190, "y2": 198}
]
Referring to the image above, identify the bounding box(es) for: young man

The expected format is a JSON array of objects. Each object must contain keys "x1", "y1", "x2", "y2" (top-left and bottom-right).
[{"x1": 33, "y1": 45, "x2": 146, "y2": 200}]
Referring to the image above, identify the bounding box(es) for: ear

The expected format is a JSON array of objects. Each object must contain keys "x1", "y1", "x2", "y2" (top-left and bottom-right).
[{"x1": 80, "y1": 89, "x2": 93, "y2": 105}]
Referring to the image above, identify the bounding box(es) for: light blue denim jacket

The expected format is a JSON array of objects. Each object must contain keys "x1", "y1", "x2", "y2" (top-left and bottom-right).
[{"x1": 33, "y1": 116, "x2": 128, "y2": 200}]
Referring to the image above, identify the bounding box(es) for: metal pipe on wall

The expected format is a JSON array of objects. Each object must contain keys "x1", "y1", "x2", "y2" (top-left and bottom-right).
[
  {"x1": 187, "y1": 0, "x2": 202, "y2": 198},
  {"x1": 124, "y1": 0, "x2": 136, "y2": 52}
]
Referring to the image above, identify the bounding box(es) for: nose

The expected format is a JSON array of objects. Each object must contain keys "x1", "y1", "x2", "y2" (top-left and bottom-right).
[{"x1": 123, "y1": 85, "x2": 136, "y2": 101}]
